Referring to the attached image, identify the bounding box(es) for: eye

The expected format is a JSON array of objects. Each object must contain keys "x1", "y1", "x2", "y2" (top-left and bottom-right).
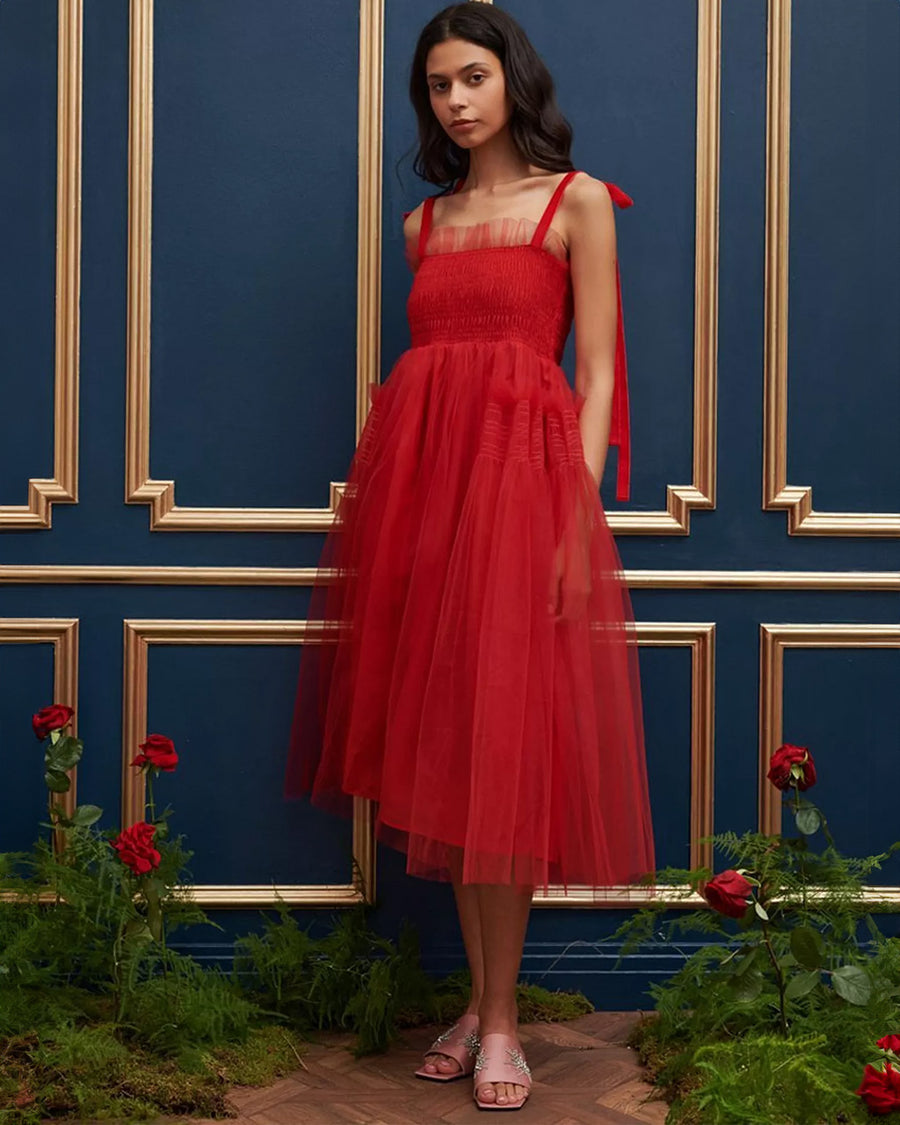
[{"x1": 430, "y1": 73, "x2": 486, "y2": 93}]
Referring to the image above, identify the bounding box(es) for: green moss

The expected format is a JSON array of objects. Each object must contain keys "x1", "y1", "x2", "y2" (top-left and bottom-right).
[{"x1": 0, "y1": 908, "x2": 594, "y2": 1121}]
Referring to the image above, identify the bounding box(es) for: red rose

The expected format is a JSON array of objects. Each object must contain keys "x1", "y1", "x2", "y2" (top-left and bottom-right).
[
  {"x1": 701, "y1": 869, "x2": 753, "y2": 919},
  {"x1": 767, "y1": 743, "x2": 816, "y2": 791},
  {"x1": 32, "y1": 704, "x2": 75, "y2": 740},
  {"x1": 878, "y1": 1035, "x2": 900, "y2": 1054},
  {"x1": 857, "y1": 1061, "x2": 900, "y2": 1115},
  {"x1": 110, "y1": 821, "x2": 161, "y2": 876},
  {"x1": 131, "y1": 733, "x2": 178, "y2": 772}
]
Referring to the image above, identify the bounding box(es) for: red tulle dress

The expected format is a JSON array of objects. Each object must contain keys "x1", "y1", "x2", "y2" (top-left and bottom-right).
[{"x1": 285, "y1": 170, "x2": 656, "y2": 893}]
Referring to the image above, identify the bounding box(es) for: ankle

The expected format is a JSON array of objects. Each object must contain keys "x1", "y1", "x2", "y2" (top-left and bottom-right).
[
  {"x1": 465, "y1": 991, "x2": 483, "y2": 1016},
  {"x1": 477, "y1": 1000, "x2": 519, "y2": 1035}
]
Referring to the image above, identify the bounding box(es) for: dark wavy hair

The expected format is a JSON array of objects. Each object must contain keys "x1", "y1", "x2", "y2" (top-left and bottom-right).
[{"x1": 407, "y1": 4, "x2": 574, "y2": 190}]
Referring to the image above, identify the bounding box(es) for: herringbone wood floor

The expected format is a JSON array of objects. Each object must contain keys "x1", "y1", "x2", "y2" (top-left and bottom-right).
[{"x1": 194, "y1": 1011, "x2": 668, "y2": 1124}]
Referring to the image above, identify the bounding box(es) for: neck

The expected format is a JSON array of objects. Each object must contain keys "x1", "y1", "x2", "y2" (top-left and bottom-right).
[{"x1": 459, "y1": 134, "x2": 532, "y2": 193}]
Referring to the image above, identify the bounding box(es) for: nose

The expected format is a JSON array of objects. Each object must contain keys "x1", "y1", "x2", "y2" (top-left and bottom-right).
[{"x1": 448, "y1": 83, "x2": 468, "y2": 112}]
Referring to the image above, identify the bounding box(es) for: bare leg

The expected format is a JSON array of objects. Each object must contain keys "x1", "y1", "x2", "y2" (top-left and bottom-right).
[
  {"x1": 421, "y1": 847, "x2": 486, "y2": 1076},
  {"x1": 474, "y1": 880, "x2": 534, "y2": 1106}
]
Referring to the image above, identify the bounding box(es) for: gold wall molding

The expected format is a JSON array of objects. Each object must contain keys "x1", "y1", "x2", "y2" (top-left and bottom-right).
[
  {"x1": 122, "y1": 619, "x2": 374, "y2": 906},
  {"x1": 124, "y1": 0, "x2": 717, "y2": 535},
  {"x1": 758, "y1": 624, "x2": 900, "y2": 905},
  {"x1": 124, "y1": 0, "x2": 375, "y2": 531},
  {"x1": 762, "y1": 0, "x2": 899, "y2": 536},
  {"x1": 0, "y1": 619, "x2": 79, "y2": 822},
  {"x1": 0, "y1": 565, "x2": 897, "y2": 589},
  {"x1": 1, "y1": 0, "x2": 82, "y2": 529},
  {"x1": 606, "y1": 0, "x2": 720, "y2": 536}
]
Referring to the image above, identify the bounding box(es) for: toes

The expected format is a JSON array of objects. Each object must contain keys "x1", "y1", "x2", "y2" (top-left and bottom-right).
[
  {"x1": 493, "y1": 1082, "x2": 525, "y2": 1103},
  {"x1": 476, "y1": 1079, "x2": 529, "y2": 1105},
  {"x1": 479, "y1": 1082, "x2": 510, "y2": 1104},
  {"x1": 424, "y1": 1052, "x2": 460, "y2": 1075}
]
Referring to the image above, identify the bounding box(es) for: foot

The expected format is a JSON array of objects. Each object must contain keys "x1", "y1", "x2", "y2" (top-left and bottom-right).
[
  {"x1": 474, "y1": 1009, "x2": 530, "y2": 1108},
  {"x1": 418, "y1": 1011, "x2": 480, "y2": 1079},
  {"x1": 421, "y1": 1048, "x2": 465, "y2": 1078}
]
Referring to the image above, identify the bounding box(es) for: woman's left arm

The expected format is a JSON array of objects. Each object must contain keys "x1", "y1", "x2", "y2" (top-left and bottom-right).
[{"x1": 566, "y1": 176, "x2": 619, "y2": 488}]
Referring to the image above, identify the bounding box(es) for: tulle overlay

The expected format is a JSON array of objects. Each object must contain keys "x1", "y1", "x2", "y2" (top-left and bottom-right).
[
  {"x1": 413, "y1": 214, "x2": 569, "y2": 267},
  {"x1": 285, "y1": 173, "x2": 655, "y2": 893}
]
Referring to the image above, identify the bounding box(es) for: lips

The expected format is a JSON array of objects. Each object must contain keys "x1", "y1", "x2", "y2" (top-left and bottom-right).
[{"x1": 451, "y1": 120, "x2": 476, "y2": 128}]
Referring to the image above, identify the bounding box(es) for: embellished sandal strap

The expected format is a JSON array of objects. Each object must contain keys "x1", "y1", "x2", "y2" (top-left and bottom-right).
[
  {"x1": 427, "y1": 1013, "x2": 481, "y2": 1062},
  {"x1": 473, "y1": 1032, "x2": 533, "y2": 1090}
]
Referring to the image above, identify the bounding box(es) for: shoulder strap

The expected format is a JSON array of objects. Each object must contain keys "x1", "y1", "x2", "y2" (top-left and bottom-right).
[
  {"x1": 606, "y1": 182, "x2": 634, "y2": 502},
  {"x1": 609, "y1": 257, "x2": 632, "y2": 501},
  {"x1": 417, "y1": 195, "x2": 437, "y2": 262},
  {"x1": 414, "y1": 179, "x2": 464, "y2": 260},
  {"x1": 570, "y1": 180, "x2": 634, "y2": 501},
  {"x1": 530, "y1": 170, "x2": 579, "y2": 247}
]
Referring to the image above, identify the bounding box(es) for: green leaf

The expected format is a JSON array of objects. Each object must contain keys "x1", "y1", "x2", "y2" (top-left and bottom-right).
[
  {"x1": 44, "y1": 769, "x2": 71, "y2": 793},
  {"x1": 790, "y1": 925, "x2": 825, "y2": 970},
  {"x1": 71, "y1": 804, "x2": 103, "y2": 827},
  {"x1": 795, "y1": 807, "x2": 821, "y2": 835},
  {"x1": 146, "y1": 900, "x2": 163, "y2": 942},
  {"x1": 785, "y1": 969, "x2": 821, "y2": 1000},
  {"x1": 730, "y1": 970, "x2": 764, "y2": 1003},
  {"x1": 831, "y1": 965, "x2": 872, "y2": 1006},
  {"x1": 123, "y1": 919, "x2": 153, "y2": 944},
  {"x1": 754, "y1": 901, "x2": 769, "y2": 921},
  {"x1": 48, "y1": 802, "x2": 72, "y2": 827},
  {"x1": 734, "y1": 946, "x2": 762, "y2": 977},
  {"x1": 141, "y1": 877, "x2": 164, "y2": 942},
  {"x1": 145, "y1": 877, "x2": 167, "y2": 899},
  {"x1": 46, "y1": 736, "x2": 83, "y2": 772}
]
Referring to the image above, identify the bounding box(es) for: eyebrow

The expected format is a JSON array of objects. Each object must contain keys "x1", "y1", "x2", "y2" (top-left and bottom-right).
[{"x1": 426, "y1": 61, "x2": 489, "y2": 80}]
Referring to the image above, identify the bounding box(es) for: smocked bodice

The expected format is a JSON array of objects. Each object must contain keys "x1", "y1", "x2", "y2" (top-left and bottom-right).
[{"x1": 406, "y1": 235, "x2": 573, "y2": 365}]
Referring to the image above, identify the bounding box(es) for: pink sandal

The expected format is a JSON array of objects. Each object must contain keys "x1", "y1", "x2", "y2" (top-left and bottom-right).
[
  {"x1": 473, "y1": 1032, "x2": 532, "y2": 1110},
  {"x1": 414, "y1": 1012, "x2": 481, "y2": 1082}
]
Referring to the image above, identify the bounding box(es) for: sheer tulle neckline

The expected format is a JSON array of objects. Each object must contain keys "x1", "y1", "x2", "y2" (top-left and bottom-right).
[{"x1": 405, "y1": 215, "x2": 569, "y2": 273}]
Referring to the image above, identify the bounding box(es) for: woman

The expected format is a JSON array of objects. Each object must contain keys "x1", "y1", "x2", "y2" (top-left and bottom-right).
[{"x1": 285, "y1": 3, "x2": 655, "y2": 1111}]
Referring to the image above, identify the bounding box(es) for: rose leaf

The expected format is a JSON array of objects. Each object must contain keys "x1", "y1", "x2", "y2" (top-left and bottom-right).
[
  {"x1": 831, "y1": 965, "x2": 872, "y2": 1006},
  {"x1": 785, "y1": 969, "x2": 821, "y2": 1000},
  {"x1": 795, "y1": 807, "x2": 821, "y2": 835},
  {"x1": 790, "y1": 925, "x2": 825, "y2": 970}
]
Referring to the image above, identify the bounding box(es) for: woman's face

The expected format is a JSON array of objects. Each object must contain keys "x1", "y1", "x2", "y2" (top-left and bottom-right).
[{"x1": 425, "y1": 38, "x2": 511, "y2": 148}]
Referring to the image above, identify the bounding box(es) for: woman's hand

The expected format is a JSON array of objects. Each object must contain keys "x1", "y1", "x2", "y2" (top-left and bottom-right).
[{"x1": 547, "y1": 518, "x2": 593, "y2": 622}]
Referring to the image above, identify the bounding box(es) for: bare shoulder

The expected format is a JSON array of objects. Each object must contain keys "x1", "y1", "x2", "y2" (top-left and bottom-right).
[
  {"x1": 558, "y1": 172, "x2": 616, "y2": 249},
  {"x1": 562, "y1": 172, "x2": 615, "y2": 221},
  {"x1": 402, "y1": 200, "x2": 426, "y2": 244}
]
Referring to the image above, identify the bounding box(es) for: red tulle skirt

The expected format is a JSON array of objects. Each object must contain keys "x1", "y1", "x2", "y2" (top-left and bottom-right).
[{"x1": 285, "y1": 338, "x2": 655, "y2": 893}]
